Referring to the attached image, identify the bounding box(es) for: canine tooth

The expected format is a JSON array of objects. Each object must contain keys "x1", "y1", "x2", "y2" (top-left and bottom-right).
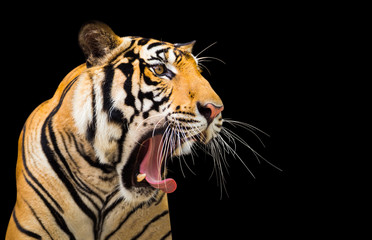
[{"x1": 137, "y1": 173, "x2": 146, "y2": 182}]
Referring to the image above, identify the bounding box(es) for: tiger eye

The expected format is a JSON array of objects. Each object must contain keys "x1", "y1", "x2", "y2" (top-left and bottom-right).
[{"x1": 153, "y1": 64, "x2": 166, "y2": 75}]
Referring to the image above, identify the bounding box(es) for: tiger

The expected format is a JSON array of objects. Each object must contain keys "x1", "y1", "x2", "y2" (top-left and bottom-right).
[{"x1": 6, "y1": 21, "x2": 224, "y2": 239}]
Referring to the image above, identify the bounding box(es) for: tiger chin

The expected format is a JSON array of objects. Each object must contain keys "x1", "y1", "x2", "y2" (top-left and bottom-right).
[{"x1": 6, "y1": 21, "x2": 224, "y2": 239}]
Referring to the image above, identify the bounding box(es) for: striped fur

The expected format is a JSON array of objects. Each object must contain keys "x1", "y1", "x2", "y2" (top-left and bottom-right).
[{"x1": 6, "y1": 21, "x2": 223, "y2": 239}]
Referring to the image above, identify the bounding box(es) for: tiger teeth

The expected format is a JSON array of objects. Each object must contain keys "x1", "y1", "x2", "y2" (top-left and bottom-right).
[{"x1": 137, "y1": 173, "x2": 146, "y2": 182}]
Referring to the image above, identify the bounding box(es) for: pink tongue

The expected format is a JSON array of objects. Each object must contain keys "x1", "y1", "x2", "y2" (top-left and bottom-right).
[{"x1": 139, "y1": 135, "x2": 177, "y2": 193}]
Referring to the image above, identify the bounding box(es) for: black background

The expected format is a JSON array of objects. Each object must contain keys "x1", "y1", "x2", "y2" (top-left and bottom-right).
[{"x1": 1, "y1": 2, "x2": 355, "y2": 239}]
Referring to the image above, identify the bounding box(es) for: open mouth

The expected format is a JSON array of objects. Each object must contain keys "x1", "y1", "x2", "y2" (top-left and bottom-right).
[
  {"x1": 136, "y1": 134, "x2": 177, "y2": 193},
  {"x1": 122, "y1": 127, "x2": 202, "y2": 195}
]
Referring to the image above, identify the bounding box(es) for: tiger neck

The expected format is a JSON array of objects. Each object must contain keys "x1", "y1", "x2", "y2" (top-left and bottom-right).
[
  {"x1": 52, "y1": 64, "x2": 147, "y2": 203},
  {"x1": 49, "y1": 72, "x2": 121, "y2": 202}
]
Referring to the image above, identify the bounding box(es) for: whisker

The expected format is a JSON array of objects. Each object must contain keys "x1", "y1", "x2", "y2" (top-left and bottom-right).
[
  {"x1": 163, "y1": 127, "x2": 174, "y2": 181},
  {"x1": 165, "y1": 113, "x2": 280, "y2": 199},
  {"x1": 170, "y1": 121, "x2": 186, "y2": 178},
  {"x1": 197, "y1": 56, "x2": 226, "y2": 65},
  {"x1": 226, "y1": 123, "x2": 266, "y2": 148},
  {"x1": 208, "y1": 138, "x2": 229, "y2": 199},
  {"x1": 152, "y1": 115, "x2": 167, "y2": 138},
  {"x1": 224, "y1": 119, "x2": 270, "y2": 137},
  {"x1": 125, "y1": 114, "x2": 165, "y2": 148},
  {"x1": 177, "y1": 123, "x2": 198, "y2": 176},
  {"x1": 195, "y1": 41, "x2": 218, "y2": 58},
  {"x1": 215, "y1": 129, "x2": 256, "y2": 179},
  {"x1": 135, "y1": 113, "x2": 165, "y2": 131},
  {"x1": 159, "y1": 125, "x2": 170, "y2": 157},
  {"x1": 222, "y1": 126, "x2": 282, "y2": 172},
  {"x1": 183, "y1": 124, "x2": 200, "y2": 173},
  {"x1": 215, "y1": 135, "x2": 230, "y2": 169},
  {"x1": 158, "y1": 125, "x2": 171, "y2": 180},
  {"x1": 198, "y1": 62, "x2": 212, "y2": 76}
]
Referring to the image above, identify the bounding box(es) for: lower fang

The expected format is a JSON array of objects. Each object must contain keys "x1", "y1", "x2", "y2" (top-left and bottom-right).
[{"x1": 137, "y1": 173, "x2": 146, "y2": 182}]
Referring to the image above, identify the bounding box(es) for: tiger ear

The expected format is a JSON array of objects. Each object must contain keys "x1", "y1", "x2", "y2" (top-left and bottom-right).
[
  {"x1": 78, "y1": 21, "x2": 123, "y2": 66},
  {"x1": 174, "y1": 40, "x2": 196, "y2": 53}
]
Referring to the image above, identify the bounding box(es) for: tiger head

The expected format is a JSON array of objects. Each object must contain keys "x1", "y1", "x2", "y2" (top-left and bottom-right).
[{"x1": 74, "y1": 21, "x2": 224, "y2": 203}]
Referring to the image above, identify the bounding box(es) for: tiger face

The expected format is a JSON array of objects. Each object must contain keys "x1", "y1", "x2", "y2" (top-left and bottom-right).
[{"x1": 75, "y1": 22, "x2": 223, "y2": 203}]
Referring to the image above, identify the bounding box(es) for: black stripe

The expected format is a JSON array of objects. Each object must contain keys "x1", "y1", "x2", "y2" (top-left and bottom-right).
[
  {"x1": 101, "y1": 197, "x2": 123, "y2": 220},
  {"x1": 102, "y1": 66, "x2": 125, "y2": 124},
  {"x1": 86, "y1": 84, "x2": 96, "y2": 142},
  {"x1": 13, "y1": 210, "x2": 42, "y2": 239},
  {"x1": 173, "y1": 111, "x2": 196, "y2": 117},
  {"x1": 104, "y1": 196, "x2": 158, "y2": 240},
  {"x1": 24, "y1": 198, "x2": 54, "y2": 240},
  {"x1": 60, "y1": 133, "x2": 95, "y2": 196},
  {"x1": 100, "y1": 195, "x2": 124, "y2": 232},
  {"x1": 23, "y1": 172, "x2": 76, "y2": 239},
  {"x1": 97, "y1": 189, "x2": 121, "y2": 239},
  {"x1": 138, "y1": 38, "x2": 150, "y2": 46},
  {"x1": 118, "y1": 63, "x2": 137, "y2": 109},
  {"x1": 130, "y1": 210, "x2": 169, "y2": 240},
  {"x1": 155, "y1": 47, "x2": 170, "y2": 61},
  {"x1": 109, "y1": 108, "x2": 125, "y2": 124},
  {"x1": 137, "y1": 90, "x2": 154, "y2": 111},
  {"x1": 154, "y1": 86, "x2": 168, "y2": 97},
  {"x1": 114, "y1": 124, "x2": 128, "y2": 165},
  {"x1": 143, "y1": 72, "x2": 160, "y2": 86},
  {"x1": 102, "y1": 66, "x2": 115, "y2": 113},
  {"x1": 147, "y1": 56, "x2": 164, "y2": 62},
  {"x1": 69, "y1": 132, "x2": 114, "y2": 173},
  {"x1": 167, "y1": 123, "x2": 196, "y2": 131},
  {"x1": 101, "y1": 189, "x2": 122, "y2": 220},
  {"x1": 104, "y1": 188, "x2": 120, "y2": 203},
  {"x1": 123, "y1": 39, "x2": 136, "y2": 56},
  {"x1": 104, "y1": 203, "x2": 142, "y2": 240},
  {"x1": 155, "y1": 192, "x2": 165, "y2": 206},
  {"x1": 175, "y1": 49, "x2": 183, "y2": 64},
  {"x1": 147, "y1": 42, "x2": 165, "y2": 50},
  {"x1": 138, "y1": 58, "x2": 161, "y2": 87},
  {"x1": 147, "y1": 87, "x2": 173, "y2": 113},
  {"x1": 176, "y1": 118, "x2": 200, "y2": 123},
  {"x1": 21, "y1": 125, "x2": 64, "y2": 213},
  {"x1": 160, "y1": 231, "x2": 172, "y2": 240}
]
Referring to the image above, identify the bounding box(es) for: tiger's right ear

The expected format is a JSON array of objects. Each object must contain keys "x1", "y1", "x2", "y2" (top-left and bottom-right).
[{"x1": 78, "y1": 21, "x2": 123, "y2": 67}]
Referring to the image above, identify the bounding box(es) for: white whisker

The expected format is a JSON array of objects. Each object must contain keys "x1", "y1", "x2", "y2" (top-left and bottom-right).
[
  {"x1": 176, "y1": 122, "x2": 196, "y2": 176},
  {"x1": 197, "y1": 56, "x2": 226, "y2": 65},
  {"x1": 221, "y1": 125, "x2": 282, "y2": 172},
  {"x1": 135, "y1": 113, "x2": 165, "y2": 131},
  {"x1": 164, "y1": 111, "x2": 280, "y2": 200},
  {"x1": 195, "y1": 41, "x2": 218, "y2": 58},
  {"x1": 198, "y1": 62, "x2": 212, "y2": 75},
  {"x1": 224, "y1": 119, "x2": 270, "y2": 147},
  {"x1": 208, "y1": 138, "x2": 229, "y2": 199},
  {"x1": 152, "y1": 115, "x2": 167, "y2": 138},
  {"x1": 162, "y1": 127, "x2": 173, "y2": 182},
  {"x1": 215, "y1": 129, "x2": 256, "y2": 179}
]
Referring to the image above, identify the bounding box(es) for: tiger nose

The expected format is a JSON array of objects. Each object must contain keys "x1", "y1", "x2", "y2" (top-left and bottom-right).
[{"x1": 197, "y1": 102, "x2": 224, "y2": 124}]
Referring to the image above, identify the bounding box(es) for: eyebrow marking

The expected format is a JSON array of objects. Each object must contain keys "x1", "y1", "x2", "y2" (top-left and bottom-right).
[
  {"x1": 147, "y1": 42, "x2": 165, "y2": 50},
  {"x1": 155, "y1": 47, "x2": 170, "y2": 62}
]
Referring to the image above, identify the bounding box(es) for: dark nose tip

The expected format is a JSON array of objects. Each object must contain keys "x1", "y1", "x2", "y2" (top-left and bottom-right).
[{"x1": 197, "y1": 102, "x2": 224, "y2": 123}]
